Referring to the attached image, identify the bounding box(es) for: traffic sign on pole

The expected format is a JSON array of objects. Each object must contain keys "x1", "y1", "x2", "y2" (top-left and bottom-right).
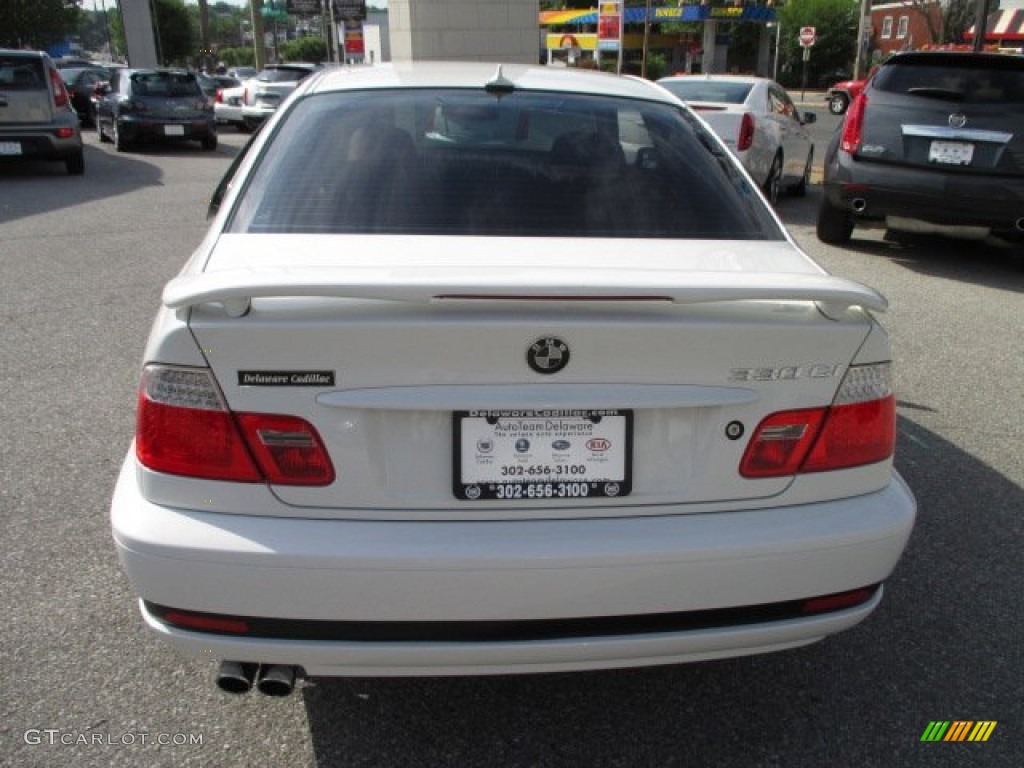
[{"x1": 799, "y1": 26, "x2": 816, "y2": 47}]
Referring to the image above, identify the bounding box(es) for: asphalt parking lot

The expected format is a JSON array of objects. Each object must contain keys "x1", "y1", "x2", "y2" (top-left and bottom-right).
[{"x1": 2, "y1": 119, "x2": 1022, "y2": 768}]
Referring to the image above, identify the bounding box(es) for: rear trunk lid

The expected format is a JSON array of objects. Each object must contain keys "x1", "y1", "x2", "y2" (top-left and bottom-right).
[{"x1": 173, "y1": 235, "x2": 885, "y2": 518}]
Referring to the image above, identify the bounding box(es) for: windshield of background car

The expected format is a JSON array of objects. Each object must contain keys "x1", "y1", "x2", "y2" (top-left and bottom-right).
[
  {"x1": 872, "y1": 55, "x2": 1024, "y2": 104},
  {"x1": 130, "y1": 72, "x2": 203, "y2": 97},
  {"x1": 228, "y1": 89, "x2": 783, "y2": 240},
  {"x1": 0, "y1": 55, "x2": 46, "y2": 90},
  {"x1": 256, "y1": 67, "x2": 311, "y2": 83},
  {"x1": 658, "y1": 80, "x2": 754, "y2": 104}
]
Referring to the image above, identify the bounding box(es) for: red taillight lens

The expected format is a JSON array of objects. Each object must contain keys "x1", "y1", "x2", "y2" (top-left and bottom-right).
[
  {"x1": 236, "y1": 413, "x2": 335, "y2": 486},
  {"x1": 215, "y1": 88, "x2": 224, "y2": 103},
  {"x1": 54, "y1": 127, "x2": 75, "y2": 139},
  {"x1": 803, "y1": 395, "x2": 895, "y2": 473},
  {"x1": 49, "y1": 67, "x2": 69, "y2": 108},
  {"x1": 740, "y1": 408, "x2": 827, "y2": 478},
  {"x1": 840, "y1": 92, "x2": 867, "y2": 154},
  {"x1": 737, "y1": 112, "x2": 755, "y2": 152},
  {"x1": 740, "y1": 363, "x2": 895, "y2": 478},
  {"x1": 135, "y1": 365, "x2": 334, "y2": 486}
]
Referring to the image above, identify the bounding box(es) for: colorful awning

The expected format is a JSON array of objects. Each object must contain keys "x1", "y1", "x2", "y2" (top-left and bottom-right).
[
  {"x1": 539, "y1": 6, "x2": 776, "y2": 26},
  {"x1": 966, "y1": 8, "x2": 1024, "y2": 40}
]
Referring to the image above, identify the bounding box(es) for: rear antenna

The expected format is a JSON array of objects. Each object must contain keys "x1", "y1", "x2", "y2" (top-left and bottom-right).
[{"x1": 484, "y1": 64, "x2": 516, "y2": 95}]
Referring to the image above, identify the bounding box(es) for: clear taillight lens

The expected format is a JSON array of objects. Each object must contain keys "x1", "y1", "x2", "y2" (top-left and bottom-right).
[
  {"x1": 740, "y1": 363, "x2": 895, "y2": 478},
  {"x1": 136, "y1": 365, "x2": 334, "y2": 485}
]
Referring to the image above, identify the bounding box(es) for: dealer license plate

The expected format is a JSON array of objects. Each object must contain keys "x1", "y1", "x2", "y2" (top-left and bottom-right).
[
  {"x1": 0, "y1": 141, "x2": 23, "y2": 156},
  {"x1": 164, "y1": 124, "x2": 185, "y2": 136},
  {"x1": 928, "y1": 140, "x2": 973, "y2": 166},
  {"x1": 454, "y1": 409, "x2": 632, "y2": 501}
]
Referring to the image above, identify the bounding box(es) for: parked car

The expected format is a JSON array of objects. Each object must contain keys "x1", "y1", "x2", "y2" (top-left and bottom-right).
[
  {"x1": 0, "y1": 48, "x2": 84, "y2": 175},
  {"x1": 111, "y1": 61, "x2": 915, "y2": 696},
  {"x1": 94, "y1": 68, "x2": 217, "y2": 152},
  {"x1": 657, "y1": 74, "x2": 816, "y2": 204},
  {"x1": 60, "y1": 66, "x2": 111, "y2": 125},
  {"x1": 214, "y1": 82, "x2": 248, "y2": 131},
  {"x1": 818, "y1": 51, "x2": 1024, "y2": 255},
  {"x1": 825, "y1": 68, "x2": 875, "y2": 115},
  {"x1": 227, "y1": 66, "x2": 257, "y2": 81},
  {"x1": 197, "y1": 72, "x2": 240, "y2": 100},
  {"x1": 239, "y1": 62, "x2": 319, "y2": 131}
]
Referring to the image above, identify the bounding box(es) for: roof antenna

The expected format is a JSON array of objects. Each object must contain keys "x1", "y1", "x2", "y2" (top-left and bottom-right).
[{"x1": 485, "y1": 64, "x2": 516, "y2": 94}]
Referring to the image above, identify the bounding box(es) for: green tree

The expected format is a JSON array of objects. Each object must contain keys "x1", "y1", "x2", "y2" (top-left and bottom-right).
[
  {"x1": 0, "y1": 0, "x2": 83, "y2": 49},
  {"x1": 279, "y1": 35, "x2": 327, "y2": 63},
  {"x1": 778, "y1": 0, "x2": 859, "y2": 88}
]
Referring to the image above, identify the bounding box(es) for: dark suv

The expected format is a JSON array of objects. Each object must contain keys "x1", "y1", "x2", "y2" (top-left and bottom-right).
[
  {"x1": 0, "y1": 48, "x2": 84, "y2": 175},
  {"x1": 817, "y1": 52, "x2": 1024, "y2": 254}
]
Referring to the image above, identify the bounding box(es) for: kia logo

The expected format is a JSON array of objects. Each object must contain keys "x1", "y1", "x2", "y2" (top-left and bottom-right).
[{"x1": 587, "y1": 438, "x2": 611, "y2": 451}]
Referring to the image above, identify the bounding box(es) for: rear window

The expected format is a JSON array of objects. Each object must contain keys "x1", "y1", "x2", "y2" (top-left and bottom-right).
[
  {"x1": 658, "y1": 80, "x2": 753, "y2": 104},
  {"x1": 130, "y1": 72, "x2": 202, "y2": 97},
  {"x1": 228, "y1": 89, "x2": 782, "y2": 240},
  {"x1": 256, "y1": 67, "x2": 313, "y2": 83},
  {"x1": 873, "y1": 55, "x2": 1024, "y2": 104},
  {"x1": 0, "y1": 55, "x2": 46, "y2": 91}
]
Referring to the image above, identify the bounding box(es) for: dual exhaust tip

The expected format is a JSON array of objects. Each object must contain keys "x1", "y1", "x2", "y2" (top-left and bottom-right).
[{"x1": 216, "y1": 661, "x2": 297, "y2": 697}]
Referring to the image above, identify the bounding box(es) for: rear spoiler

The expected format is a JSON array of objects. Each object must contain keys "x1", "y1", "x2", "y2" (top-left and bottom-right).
[{"x1": 164, "y1": 268, "x2": 887, "y2": 317}]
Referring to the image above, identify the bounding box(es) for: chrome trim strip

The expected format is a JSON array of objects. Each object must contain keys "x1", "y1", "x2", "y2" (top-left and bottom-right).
[{"x1": 901, "y1": 124, "x2": 1012, "y2": 143}]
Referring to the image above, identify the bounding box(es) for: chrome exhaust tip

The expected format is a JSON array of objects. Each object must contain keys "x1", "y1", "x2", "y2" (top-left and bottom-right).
[
  {"x1": 256, "y1": 664, "x2": 296, "y2": 697},
  {"x1": 851, "y1": 198, "x2": 867, "y2": 213},
  {"x1": 1015, "y1": 217, "x2": 1024, "y2": 232},
  {"x1": 216, "y1": 661, "x2": 258, "y2": 694}
]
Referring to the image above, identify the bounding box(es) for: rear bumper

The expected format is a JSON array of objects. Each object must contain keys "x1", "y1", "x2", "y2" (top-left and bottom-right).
[
  {"x1": 117, "y1": 116, "x2": 215, "y2": 142},
  {"x1": 111, "y1": 457, "x2": 916, "y2": 676},
  {"x1": 824, "y1": 154, "x2": 1024, "y2": 239},
  {"x1": 0, "y1": 124, "x2": 82, "y2": 160}
]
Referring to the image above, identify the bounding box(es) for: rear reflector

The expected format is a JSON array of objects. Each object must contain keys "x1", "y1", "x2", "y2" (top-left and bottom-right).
[
  {"x1": 801, "y1": 587, "x2": 876, "y2": 615},
  {"x1": 161, "y1": 610, "x2": 250, "y2": 634},
  {"x1": 136, "y1": 365, "x2": 334, "y2": 485},
  {"x1": 740, "y1": 362, "x2": 895, "y2": 477}
]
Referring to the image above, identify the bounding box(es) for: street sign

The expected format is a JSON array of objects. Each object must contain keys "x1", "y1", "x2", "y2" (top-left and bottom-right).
[{"x1": 799, "y1": 26, "x2": 816, "y2": 47}]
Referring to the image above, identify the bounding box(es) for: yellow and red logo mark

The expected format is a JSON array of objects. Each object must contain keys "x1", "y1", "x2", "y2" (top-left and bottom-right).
[{"x1": 920, "y1": 721, "x2": 997, "y2": 742}]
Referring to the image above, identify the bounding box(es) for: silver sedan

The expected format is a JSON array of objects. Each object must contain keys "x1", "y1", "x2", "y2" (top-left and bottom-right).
[{"x1": 657, "y1": 74, "x2": 816, "y2": 205}]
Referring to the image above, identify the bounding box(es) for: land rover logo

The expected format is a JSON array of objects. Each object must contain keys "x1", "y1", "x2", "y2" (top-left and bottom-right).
[
  {"x1": 949, "y1": 113, "x2": 967, "y2": 129},
  {"x1": 527, "y1": 336, "x2": 570, "y2": 374}
]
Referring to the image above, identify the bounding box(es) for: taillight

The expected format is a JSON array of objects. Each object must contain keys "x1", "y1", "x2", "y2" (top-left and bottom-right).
[
  {"x1": 243, "y1": 87, "x2": 249, "y2": 105},
  {"x1": 49, "y1": 67, "x2": 69, "y2": 108},
  {"x1": 840, "y1": 92, "x2": 867, "y2": 154},
  {"x1": 215, "y1": 88, "x2": 224, "y2": 104},
  {"x1": 136, "y1": 365, "x2": 334, "y2": 485},
  {"x1": 737, "y1": 112, "x2": 755, "y2": 152},
  {"x1": 740, "y1": 362, "x2": 895, "y2": 478}
]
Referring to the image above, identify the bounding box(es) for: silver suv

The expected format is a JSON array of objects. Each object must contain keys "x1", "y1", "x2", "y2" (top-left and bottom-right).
[{"x1": 0, "y1": 49, "x2": 84, "y2": 175}]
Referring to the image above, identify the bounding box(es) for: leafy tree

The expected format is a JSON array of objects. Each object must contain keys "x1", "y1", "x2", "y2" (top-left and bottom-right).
[
  {"x1": 778, "y1": 0, "x2": 859, "y2": 88},
  {"x1": 279, "y1": 35, "x2": 327, "y2": 63},
  {"x1": 0, "y1": 0, "x2": 83, "y2": 49}
]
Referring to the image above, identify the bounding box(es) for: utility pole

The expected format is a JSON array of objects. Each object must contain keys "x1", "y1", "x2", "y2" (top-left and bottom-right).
[
  {"x1": 641, "y1": 0, "x2": 651, "y2": 78},
  {"x1": 971, "y1": 0, "x2": 990, "y2": 52},
  {"x1": 852, "y1": 0, "x2": 871, "y2": 80}
]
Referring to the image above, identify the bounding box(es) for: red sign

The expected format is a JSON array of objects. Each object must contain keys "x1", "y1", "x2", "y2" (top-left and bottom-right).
[{"x1": 799, "y1": 26, "x2": 816, "y2": 47}]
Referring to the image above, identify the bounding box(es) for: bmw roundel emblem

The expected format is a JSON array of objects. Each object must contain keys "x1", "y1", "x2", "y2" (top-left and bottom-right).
[{"x1": 527, "y1": 336, "x2": 570, "y2": 374}]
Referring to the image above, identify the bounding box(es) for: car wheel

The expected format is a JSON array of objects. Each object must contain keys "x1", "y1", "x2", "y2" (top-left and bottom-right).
[
  {"x1": 763, "y1": 153, "x2": 782, "y2": 207},
  {"x1": 98, "y1": 118, "x2": 111, "y2": 143},
  {"x1": 65, "y1": 151, "x2": 85, "y2": 175},
  {"x1": 201, "y1": 134, "x2": 218, "y2": 151},
  {"x1": 828, "y1": 93, "x2": 849, "y2": 115},
  {"x1": 113, "y1": 120, "x2": 128, "y2": 152},
  {"x1": 817, "y1": 196, "x2": 854, "y2": 245},
  {"x1": 791, "y1": 148, "x2": 813, "y2": 197}
]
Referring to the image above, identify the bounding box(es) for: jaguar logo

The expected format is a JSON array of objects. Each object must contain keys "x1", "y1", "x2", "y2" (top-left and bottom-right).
[
  {"x1": 527, "y1": 336, "x2": 570, "y2": 374},
  {"x1": 948, "y1": 113, "x2": 967, "y2": 129}
]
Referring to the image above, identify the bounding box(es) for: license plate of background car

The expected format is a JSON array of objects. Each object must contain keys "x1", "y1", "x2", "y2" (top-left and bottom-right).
[
  {"x1": 928, "y1": 140, "x2": 973, "y2": 166},
  {"x1": 454, "y1": 409, "x2": 632, "y2": 501},
  {"x1": 0, "y1": 141, "x2": 22, "y2": 155},
  {"x1": 163, "y1": 125, "x2": 185, "y2": 136}
]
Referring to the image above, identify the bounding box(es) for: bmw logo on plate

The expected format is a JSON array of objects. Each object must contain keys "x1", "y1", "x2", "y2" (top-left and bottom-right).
[{"x1": 527, "y1": 336, "x2": 570, "y2": 374}]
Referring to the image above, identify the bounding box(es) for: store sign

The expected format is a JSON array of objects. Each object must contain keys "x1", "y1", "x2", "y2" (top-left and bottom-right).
[
  {"x1": 598, "y1": 1, "x2": 622, "y2": 52},
  {"x1": 334, "y1": 0, "x2": 366, "y2": 20}
]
